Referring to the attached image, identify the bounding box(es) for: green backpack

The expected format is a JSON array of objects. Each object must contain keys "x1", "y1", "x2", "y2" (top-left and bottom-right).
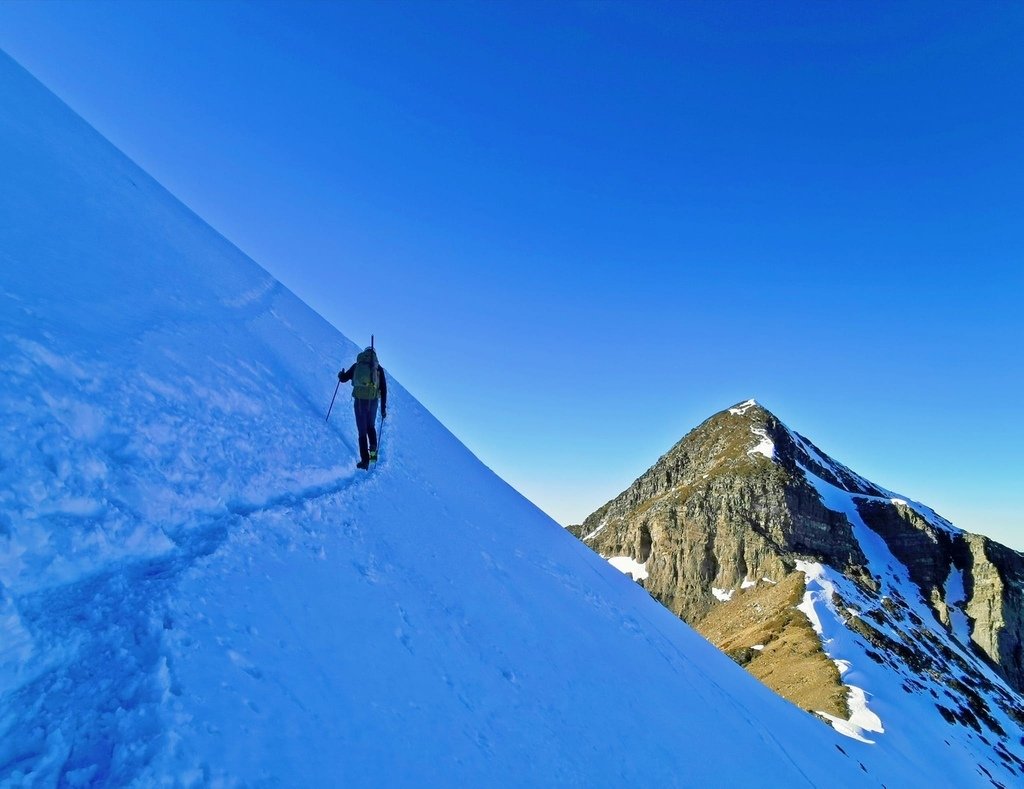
[{"x1": 351, "y1": 348, "x2": 380, "y2": 400}]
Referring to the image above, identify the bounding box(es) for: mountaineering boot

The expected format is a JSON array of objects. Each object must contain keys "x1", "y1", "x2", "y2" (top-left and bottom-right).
[
  {"x1": 369, "y1": 448, "x2": 378, "y2": 462},
  {"x1": 356, "y1": 459, "x2": 369, "y2": 470}
]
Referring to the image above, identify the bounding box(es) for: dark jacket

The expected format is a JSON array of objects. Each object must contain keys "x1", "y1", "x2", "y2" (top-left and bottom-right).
[{"x1": 338, "y1": 363, "x2": 388, "y2": 412}]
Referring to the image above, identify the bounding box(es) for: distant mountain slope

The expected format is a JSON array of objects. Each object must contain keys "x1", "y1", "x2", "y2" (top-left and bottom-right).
[
  {"x1": 0, "y1": 52, "x2": 897, "y2": 786},
  {"x1": 572, "y1": 399, "x2": 1024, "y2": 786}
]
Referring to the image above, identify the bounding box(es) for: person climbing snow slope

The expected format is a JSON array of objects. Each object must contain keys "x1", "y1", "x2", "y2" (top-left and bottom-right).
[{"x1": 338, "y1": 346, "x2": 388, "y2": 470}]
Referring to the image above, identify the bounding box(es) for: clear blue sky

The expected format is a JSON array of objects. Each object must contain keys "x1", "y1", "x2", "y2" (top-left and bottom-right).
[{"x1": 1, "y1": 0, "x2": 1021, "y2": 546}]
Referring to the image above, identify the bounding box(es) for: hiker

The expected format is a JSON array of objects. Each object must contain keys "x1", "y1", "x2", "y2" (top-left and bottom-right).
[{"x1": 338, "y1": 347, "x2": 388, "y2": 470}]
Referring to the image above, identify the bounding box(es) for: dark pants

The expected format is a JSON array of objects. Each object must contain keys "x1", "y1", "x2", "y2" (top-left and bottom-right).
[{"x1": 354, "y1": 397, "x2": 379, "y2": 463}]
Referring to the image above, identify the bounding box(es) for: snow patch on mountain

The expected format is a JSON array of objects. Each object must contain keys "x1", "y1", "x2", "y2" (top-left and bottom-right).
[
  {"x1": 796, "y1": 560, "x2": 884, "y2": 744},
  {"x1": 748, "y1": 427, "x2": 775, "y2": 460},
  {"x1": 606, "y1": 556, "x2": 649, "y2": 581},
  {"x1": 818, "y1": 685, "x2": 885, "y2": 746},
  {"x1": 728, "y1": 398, "x2": 759, "y2": 415},
  {"x1": 582, "y1": 520, "x2": 607, "y2": 542},
  {"x1": 945, "y1": 565, "x2": 972, "y2": 646}
]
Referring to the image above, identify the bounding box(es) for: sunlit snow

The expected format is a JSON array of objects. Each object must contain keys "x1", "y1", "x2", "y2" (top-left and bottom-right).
[
  {"x1": 748, "y1": 427, "x2": 775, "y2": 460},
  {"x1": 606, "y1": 556, "x2": 649, "y2": 581},
  {"x1": 728, "y1": 399, "x2": 758, "y2": 415},
  {"x1": 795, "y1": 560, "x2": 884, "y2": 744}
]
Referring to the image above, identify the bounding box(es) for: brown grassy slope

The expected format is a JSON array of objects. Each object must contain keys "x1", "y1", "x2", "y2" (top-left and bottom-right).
[{"x1": 696, "y1": 572, "x2": 850, "y2": 720}]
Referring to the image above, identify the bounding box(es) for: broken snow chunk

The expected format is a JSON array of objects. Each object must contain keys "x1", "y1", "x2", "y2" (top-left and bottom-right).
[{"x1": 817, "y1": 686, "x2": 884, "y2": 744}]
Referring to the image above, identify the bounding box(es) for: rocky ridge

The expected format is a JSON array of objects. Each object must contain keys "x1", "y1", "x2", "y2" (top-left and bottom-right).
[{"x1": 570, "y1": 400, "x2": 1024, "y2": 786}]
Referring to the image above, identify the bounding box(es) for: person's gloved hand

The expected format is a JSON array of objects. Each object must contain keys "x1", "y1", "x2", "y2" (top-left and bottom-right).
[{"x1": 337, "y1": 371, "x2": 344, "y2": 381}]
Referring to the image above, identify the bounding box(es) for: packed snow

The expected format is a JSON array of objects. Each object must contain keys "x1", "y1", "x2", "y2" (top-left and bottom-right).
[{"x1": 0, "y1": 52, "x2": 890, "y2": 786}]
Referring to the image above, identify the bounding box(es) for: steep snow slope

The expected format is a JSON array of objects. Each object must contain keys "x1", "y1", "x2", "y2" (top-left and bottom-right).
[{"x1": 0, "y1": 51, "x2": 890, "y2": 786}]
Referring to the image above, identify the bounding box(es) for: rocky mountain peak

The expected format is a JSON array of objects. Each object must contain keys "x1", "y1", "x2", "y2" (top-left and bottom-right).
[
  {"x1": 709, "y1": 399, "x2": 886, "y2": 498},
  {"x1": 570, "y1": 402, "x2": 1024, "y2": 783},
  {"x1": 574, "y1": 399, "x2": 871, "y2": 609}
]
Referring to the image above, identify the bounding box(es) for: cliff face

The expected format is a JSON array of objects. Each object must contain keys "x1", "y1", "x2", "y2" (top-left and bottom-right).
[
  {"x1": 570, "y1": 400, "x2": 1024, "y2": 780},
  {"x1": 853, "y1": 499, "x2": 1024, "y2": 692},
  {"x1": 965, "y1": 535, "x2": 1024, "y2": 690}
]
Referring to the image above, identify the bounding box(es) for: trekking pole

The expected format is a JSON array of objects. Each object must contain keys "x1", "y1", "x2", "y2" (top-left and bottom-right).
[{"x1": 325, "y1": 379, "x2": 341, "y2": 422}]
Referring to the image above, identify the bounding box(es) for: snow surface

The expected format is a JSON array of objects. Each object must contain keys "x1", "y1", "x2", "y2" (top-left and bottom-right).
[
  {"x1": 0, "y1": 52, "x2": 894, "y2": 786},
  {"x1": 712, "y1": 587, "x2": 735, "y2": 602},
  {"x1": 741, "y1": 578, "x2": 757, "y2": 590},
  {"x1": 747, "y1": 427, "x2": 775, "y2": 460},
  {"x1": 606, "y1": 556, "x2": 648, "y2": 581},
  {"x1": 944, "y1": 564, "x2": 972, "y2": 647}
]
